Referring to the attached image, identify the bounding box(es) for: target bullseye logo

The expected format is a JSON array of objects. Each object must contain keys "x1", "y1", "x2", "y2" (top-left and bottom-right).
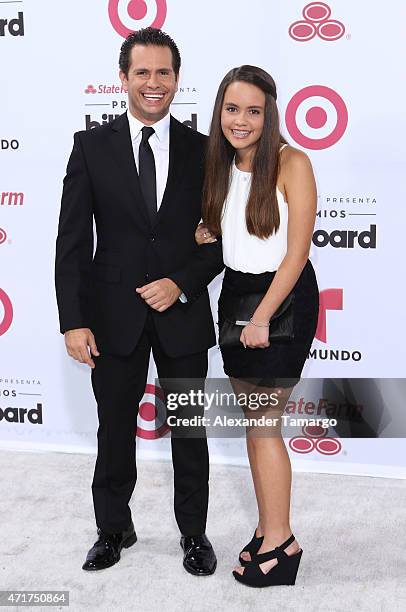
[
  {"x1": 289, "y1": 2, "x2": 345, "y2": 42},
  {"x1": 0, "y1": 228, "x2": 7, "y2": 245},
  {"x1": 289, "y1": 424, "x2": 342, "y2": 455},
  {"x1": 136, "y1": 383, "x2": 170, "y2": 439},
  {"x1": 285, "y1": 85, "x2": 348, "y2": 150},
  {"x1": 108, "y1": 0, "x2": 167, "y2": 38},
  {"x1": 0, "y1": 288, "x2": 13, "y2": 336}
]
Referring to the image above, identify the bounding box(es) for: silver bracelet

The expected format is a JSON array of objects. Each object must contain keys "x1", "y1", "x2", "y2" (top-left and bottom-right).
[{"x1": 249, "y1": 317, "x2": 270, "y2": 328}]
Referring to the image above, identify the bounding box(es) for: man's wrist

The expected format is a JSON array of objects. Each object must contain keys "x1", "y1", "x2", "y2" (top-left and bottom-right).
[{"x1": 165, "y1": 277, "x2": 185, "y2": 301}]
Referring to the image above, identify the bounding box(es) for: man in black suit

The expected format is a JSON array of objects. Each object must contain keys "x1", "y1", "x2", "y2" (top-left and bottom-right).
[{"x1": 55, "y1": 28, "x2": 223, "y2": 575}]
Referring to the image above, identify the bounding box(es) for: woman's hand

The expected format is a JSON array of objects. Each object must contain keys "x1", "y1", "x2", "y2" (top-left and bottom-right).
[
  {"x1": 240, "y1": 323, "x2": 270, "y2": 349},
  {"x1": 195, "y1": 223, "x2": 217, "y2": 245}
]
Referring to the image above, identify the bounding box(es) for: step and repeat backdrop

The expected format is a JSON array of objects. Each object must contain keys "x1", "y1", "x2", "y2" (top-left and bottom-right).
[{"x1": 1, "y1": 1, "x2": 405, "y2": 477}]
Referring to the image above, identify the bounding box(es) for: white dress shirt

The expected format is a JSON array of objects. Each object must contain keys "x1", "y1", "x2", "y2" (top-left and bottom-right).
[
  {"x1": 127, "y1": 109, "x2": 170, "y2": 209},
  {"x1": 127, "y1": 110, "x2": 187, "y2": 302}
]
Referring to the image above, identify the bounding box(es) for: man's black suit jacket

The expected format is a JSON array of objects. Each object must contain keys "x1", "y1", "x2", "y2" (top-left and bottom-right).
[{"x1": 55, "y1": 113, "x2": 224, "y2": 358}]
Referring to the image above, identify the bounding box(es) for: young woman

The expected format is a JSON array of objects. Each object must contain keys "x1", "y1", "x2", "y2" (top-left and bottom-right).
[{"x1": 196, "y1": 66, "x2": 319, "y2": 588}]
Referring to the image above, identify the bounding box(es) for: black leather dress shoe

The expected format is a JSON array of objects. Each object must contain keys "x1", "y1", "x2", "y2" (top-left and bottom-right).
[
  {"x1": 180, "y1": 534, "x2": 217, "y2": 576},
  {"x1": 82, "y1": 522, "x2": 137, "y2": 571}
]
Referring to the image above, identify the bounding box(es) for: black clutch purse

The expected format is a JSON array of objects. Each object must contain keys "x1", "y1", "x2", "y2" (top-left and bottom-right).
[{"x1": 218, "y1": 292, "x2": 295, "y2": 348}]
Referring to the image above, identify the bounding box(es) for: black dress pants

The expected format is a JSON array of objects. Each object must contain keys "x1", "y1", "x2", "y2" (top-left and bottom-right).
[{"x1": 90, "y1": 311, "x2": 209, "y2": 536}]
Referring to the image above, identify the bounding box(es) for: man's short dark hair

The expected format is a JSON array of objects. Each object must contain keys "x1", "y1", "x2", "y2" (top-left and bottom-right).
[{"x1": 119, "y1": 27, "x2": 181, "y2": 77}]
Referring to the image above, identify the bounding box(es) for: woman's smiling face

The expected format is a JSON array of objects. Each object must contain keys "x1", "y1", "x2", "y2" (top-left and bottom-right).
[{"x1": 221, "y1": 81, "x2": 266, "y2": 156}]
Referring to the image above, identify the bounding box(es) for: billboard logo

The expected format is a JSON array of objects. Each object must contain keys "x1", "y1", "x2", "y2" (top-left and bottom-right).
[
  {"x1": 285, "y1": 85, "x2": 348, "y2": 150},
  {"x1": 313, "y1": 225, "x2": 376, "y2": 249},
  {"x1": 85, "y1": 85, "x2": 97, "y2": 94},
  {"x1": 289, "y1": 2, "x2": 345, "y2": 42},
  {"x1": 0, "y1": 11, "x2": 24, "y2": 37},
  {"x1": 0, "y1": 228, "x2": 7, "y2": 245},
  {"x1": 0, "y1": 403, "x2": 43, "y2": 424},
  {"x1": 0, "y1": 288, "x2": 13, "y2": 336},
  {"x1": 315, "y1": 289, "x2": 343, "y2": 344},
  {"x1": 136, "y1": 383, "x2": 170, "y2": 439},
  {"x1": 85, "y1": 112, "x2": 198, "y2": 131},
  {"x1": 108, "y1": 0, "x2": 167, "y2": 39},
  {"x1": 85, "y1": 113, "x2": 121, "y2": 130}
]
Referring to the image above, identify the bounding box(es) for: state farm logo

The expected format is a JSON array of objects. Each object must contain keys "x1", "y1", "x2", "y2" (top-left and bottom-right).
[
  {"x1": 289, "y1": 2, "x2": 345, "y2": 42},
  {"x1": 84, "y1": 83, "x2": 126, "y2": 95},
  {"x1": 0, "y1": 191, "x2": 24, "y2": 206},
  {"x1": 0, "y1": 228, "x2": 7, "y2": 245},
  {"x1": 136, "y1": 383, "x2": 170, "y2": 439},
  {"x1": 285, "y1": 85, "x2": 348, "y2": 150},
  {"x1": 289, "y1": 424, "x2": 342, "y2": 455},
  {"x1": 0, "y1": 288, "x2": 13, "y2": 336},
  {"x1": 108, "y1": 0, "x2": 167, "y2": 38}
]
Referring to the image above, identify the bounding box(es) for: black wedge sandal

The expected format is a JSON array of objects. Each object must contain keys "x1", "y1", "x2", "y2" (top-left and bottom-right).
[
  {"x1": 233, "y1": 533, "x2": 303, "y2": 588},
  {"x1": 238, "y1": 531, "x2": 264, "y2": 566}
]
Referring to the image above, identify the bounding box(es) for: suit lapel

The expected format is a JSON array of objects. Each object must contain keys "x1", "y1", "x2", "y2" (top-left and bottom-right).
[
  {"x1": 108, "y1": 113, "x2": 150, "y2": 229},
  {"x1": 153, "y1": 116, "x2": 188, "y2": 228}
]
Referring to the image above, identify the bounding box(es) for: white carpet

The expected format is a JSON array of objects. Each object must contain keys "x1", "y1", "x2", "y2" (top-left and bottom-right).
[{"x1": 1, "y1": 449, "x2": 405, "y2": 612}]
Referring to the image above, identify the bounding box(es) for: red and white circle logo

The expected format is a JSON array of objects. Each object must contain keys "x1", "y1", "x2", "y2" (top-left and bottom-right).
[
  {"x1": 0, "y1": 288, "x2": 13, "y2": 336},
  {"x1": 289, "y1": 424, "x2": 342, "y2": 455},
  {"x1": 289, "y1": 2, "x2": 345, "y2": 42},
  {"x1": 285, "y1": 85, "x2": 348, "y2": 150},
  {"x1": 136, "y1": 383, "x2": 170, "y2": 439},
  {"x1": 0, "y1": 228, "x2": 7, "y2": 245},
  {"x1": 108, "y1": 0, "x2": 167, "y2": 38}
]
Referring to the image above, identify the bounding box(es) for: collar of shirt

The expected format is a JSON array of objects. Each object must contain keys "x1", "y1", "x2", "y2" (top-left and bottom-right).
[{"x1": 127, "y1": 109, "x2": 170, "y2": 149}]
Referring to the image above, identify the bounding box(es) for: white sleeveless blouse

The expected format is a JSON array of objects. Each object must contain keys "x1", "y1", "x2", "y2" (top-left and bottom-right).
[{"x1": 221, "y1": 145, "x2": 288, "y2": 273}]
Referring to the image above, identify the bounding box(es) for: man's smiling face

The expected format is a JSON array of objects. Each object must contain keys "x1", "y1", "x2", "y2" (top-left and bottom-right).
[{"x1": 120, "y1": 44, "x2": 178, "y2": 125}]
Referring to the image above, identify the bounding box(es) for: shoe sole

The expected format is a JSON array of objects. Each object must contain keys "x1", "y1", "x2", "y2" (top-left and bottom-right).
[
  {"x1": 233, "y1": 550, "x2": 303, "y2": 587},
  {"x1": 233, "y1": 574, "x2": 297, "y2": 587},
  {"x1": 82, "y1": 532, "x2": 137, "y2": 571}
]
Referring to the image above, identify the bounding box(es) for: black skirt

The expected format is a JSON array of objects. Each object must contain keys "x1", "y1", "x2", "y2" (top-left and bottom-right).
[{"x1": 218, "y1": 260, "x2": 319, "y2": 388}]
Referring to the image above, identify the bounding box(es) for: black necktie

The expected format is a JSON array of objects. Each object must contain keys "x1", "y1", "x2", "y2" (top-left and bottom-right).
[{"x1": 138, "y1": 126, "x2": 157, "y2": 223}]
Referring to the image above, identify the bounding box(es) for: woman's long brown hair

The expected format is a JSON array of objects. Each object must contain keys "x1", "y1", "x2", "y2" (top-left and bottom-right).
[{"x1": 202, "y1": 65, "x2": 286, "y2": 239}]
